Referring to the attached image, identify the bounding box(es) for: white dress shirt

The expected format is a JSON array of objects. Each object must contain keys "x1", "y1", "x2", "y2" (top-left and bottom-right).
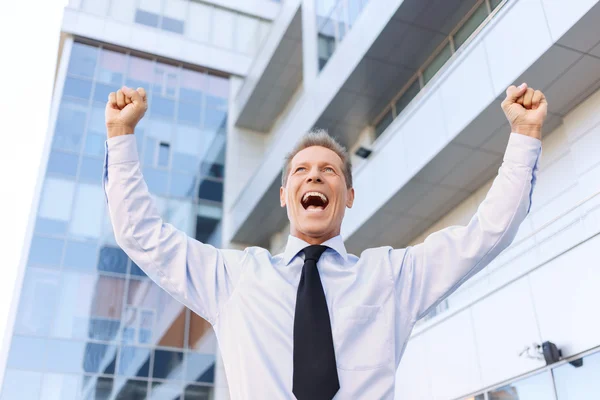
[{"x1": 103, "y1": 133, "x2": 541, "y2": 399}]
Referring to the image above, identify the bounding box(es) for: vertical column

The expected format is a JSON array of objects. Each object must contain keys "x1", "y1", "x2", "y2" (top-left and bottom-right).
[{"x1": 301, "y1": 0, "x2": 319, "y2": 90}]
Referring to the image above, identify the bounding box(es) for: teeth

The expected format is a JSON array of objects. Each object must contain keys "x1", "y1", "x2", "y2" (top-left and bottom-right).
[{"x1": 302, "y1": 191, "x2": 328, "y2": 203}]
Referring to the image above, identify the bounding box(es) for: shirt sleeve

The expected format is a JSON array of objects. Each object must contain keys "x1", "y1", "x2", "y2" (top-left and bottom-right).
[
  {"x1": 103, "y1": 134, "x2": 246, "y2": 325},
  {"x1": 394, "y1": 133, "x2": 542, "y2": 320}
]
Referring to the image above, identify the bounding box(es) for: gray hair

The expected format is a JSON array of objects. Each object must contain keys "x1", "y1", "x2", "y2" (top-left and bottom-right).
[{"x1": 281, "y1": 129, "x2": 353, "y2": 188}]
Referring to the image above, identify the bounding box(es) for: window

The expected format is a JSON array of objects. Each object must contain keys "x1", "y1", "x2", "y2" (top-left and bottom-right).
[
  {"x1": 118, "y1": 346, "x2": 151, "y2": 377},
  {"x1": 488, "y1": 371, "x2": 555, "y2": 399},
  {"x1": 14, "y1": 269, "x2": 61, "y2": 335},
  {"x1": 67, "y1": 42, "x2": 98, "y2": 79},
  {"x1": 69, "y1": 184, "x2": 104, "y2": 239},
  {"x1": 186, "y1": 353, "x2": 216, "y2": 383},
  {"x1": 135, "y1": 9, "x2": 159, "y2": 27},
  {"x1": 158, "y1": 142, "x2": 171, "y2": 167},
  {"x1": 554, "y1": 351, "x2": 600, "y2": 399},
  {"x1": 63, "y1": 77, "x2": 93, "y2": 100},
  {"x1": 96, "y1": 48, "x2": 127, "y2": 85},
  {"x1": 423, "y1": 42, "x2": 452, "y2": 84},
  {"x1": 1, "y1": 370, "x2": 42, "y2": 399},
  {"x1": 79, "y1": 157, "x2": 104, "y2": 183},
  {"x1": 454, "y1": 3, "x2": 489, "y2": 50},
  {"x1": 490, "y1": 0, "x2": 503, "y2": 10},
  {"x1": 81, "y1": 0, "x2": 109, "y2": 15},
  {"x1": 375, "y1": 109, "x2": 393, "y2": 139},
  {"x1": 53, "y1": 99, "x2": 87, "y2": 152},
  {"x1": 153, "y1": 350, "x2": 184, "y2": 379},
  {"x1": 28, "y1": 236, "x2": 64, "y2": 268},
  {"x1": 395, "y1": 79, "x2": 421, "y2": 116},
  {"x1": 63, "y1": 240, "x2": 98, "y2": 270},
  {"x1": 126, "y1": 55, "x2": 154, "y2": 89},
  {"x1": 162, "y1": 16, "x2": 185, "y2": 34},
  {"x1": 150, "y1": 95, "x2": 176, "y2": 120},
  {"x1": 45, "y1": 339, "x2": 115, "y2": 374},
  {"x1": 93, "y1": 82, "x2": 120, "y2": 104},
  {"x1": 170, "y1": 172, "x2": 196, "y2": 198},
  {"x1": 38, "y1": 177, "x2": 75, "y2": 228},
  {"x1": 198, "y1": 179, "x2": 223, "y2": 203},
  {"x1": 235, "y1": 14, "x2": 260, "y2": 55},
  {"x1": 143, "y1": 167, "x2": 169, "y2": 195}
]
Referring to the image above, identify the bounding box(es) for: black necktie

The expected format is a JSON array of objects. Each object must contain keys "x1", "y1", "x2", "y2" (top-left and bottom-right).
[{"x1": 293, "y1": 245, "x2": 340, "y2": 400}]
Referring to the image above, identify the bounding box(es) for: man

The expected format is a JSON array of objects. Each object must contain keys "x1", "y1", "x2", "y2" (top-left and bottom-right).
[{"x1": 104, "y1": 83, "x2": 546, "y2": 399}]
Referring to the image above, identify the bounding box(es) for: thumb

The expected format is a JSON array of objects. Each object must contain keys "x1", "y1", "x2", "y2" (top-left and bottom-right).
[{"x1": 504, "y1": 83, "x2": 528, "y2": 104}]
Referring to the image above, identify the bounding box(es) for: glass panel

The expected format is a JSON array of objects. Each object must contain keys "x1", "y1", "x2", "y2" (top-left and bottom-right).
[
  {"x1": 63, "y1": 240, "x2": 98, "y2": 270},
  {"x1": 153, "y1": 63, "x2": 179, "y2": 97},
  {"x1": 180, "y1": 69, "x2": 207, "y2": 104},
  {"x1": 554, "y1": 351, "x2": 600, "y2": 399},
  {"x1": 187, "y1": 2, "x2": 211, "y2": 43},
  {"x1": 63, "y1": 77, "x2": 93, "y2": 100},
  {"x1": 173, "y1": 152, "x2": 200, "y2": 173},
  {"x1": 490, "y1": 0, "x2": 503, "y2": 10},
  {"x1": 84, "y1": 132, "x2": 106, "y2": 157},
  {"x1": 53, "y1": 98, "x2": 87, "y2": 152},
  {"x1": 185, "y1": 353, "x2": 215, "y2": 383},
  {"x1": 47, "y1": 150, "x2": 79, "y2": 177},
  {"x1": 35, "y1": 217, "x2": 69, "y2": 236},
  {"x1": 147, "y1": 117, "x2": 172, "y2": 142},
  {"x1": 453, "y1": 3, "x2": 489, "y2": 50},
  {"x1": 118, "y1": 346, "x2": 151, "y2": 377},
  {"x1": 45, "y1": 339, "x2": 116, "y2": 374},
  {"x1": 0, "y1": 370, "x2": 42, "y2": 400},
  {"x1": 144, "y1": 167, "x2": 169, "y2": 195},
  {"x1": 40, "y1": 373, "x2": 83, "y2": 400},
  {"x1": 14, "y1": 269, "x2": 60, "y2": 335},
  {"x1": 7, "y1": 336, "x2": 48, "y2": 370},
  {"x1": 102, "y1": 208, "x2": 118, "y2": 246},
  {"x1": 318, "y1": 32, "x2": 336, "y2": 70},
  {"x1": 423, "y1": 42, "x2": 452, "y2": 84},
  {"x1": 158, "y1": 142, "x2": 171, "y2": 167},
  {"x1": 97, "y1": 245, "x2": 128, "y2": 274},
  {"x1": 488, "y1": 371, "x2": 555, "y2": 399},
  {"x1": 195, "y1": 214, "x2": 221, "y2": 243},
  {"x1": 28, "y1": 236, "x2": 64, "y2": 268},
  {"x1": 38, "y1": 177, "x2": 75, "y2": 223},
  {"x1": 151, "y1": 381, "x2": 183, "y2": 399},
  {"x1": 395, "y1": 79, "x2": 421, "y2": 115},
  {"x1": 114, "y1": 379, "x2": 147, "y2": 399},
  {"x1": 162, "y1": 16, "x2": 185, "y2": 34},
  {"x1": 153, "y1": 349, "x2": 184, "y2": 379},
  {"x1": 170, "y1": 172, "x2": 196, "y2": 198},
  {"x1": 184, "y1": 384, "x2": 212, "y2": 400},
  {"x1": 79, "y1": 156, "x2": 104, "y2": 183},
  {"x1": 67, "y1": 42, "x2": 98, "y2": 79},
  {"x1": 94, "y1": 82, "x2": 121, "y2": 104},
  {"x1": 135, "y1": 9, "x2": 160, "y2": 27},
  {"x1": 212, "y1": 9, "x2": 234, "y2": 50},
  {"x1": 96, "y1": 48, "x2": 127, "y2": 85},
  {"x1": 69, "y1": 184, "x2": 105, "y2": 239},
  {"x1": 374, "y1": 109, "x2": 393, "y2": 139},
  {"x1": 203, "y1": 107, "x2": 227, "y2": 134},
  {"x1": 151, "y1": 96, "x2": 176, "y2": 120},
  {"x1": 197, "y1": 179, "x2": 223, "y2": 203},
  {"x1": 88, "y1": 376, "x2": 114, "y2": 400},
  {"x1": 205, "y1": 74, "x2": 228, "y2": 110},
  {"x1": 126, "y1": 55, "x2": 155, "y2": 89},
  {"x1": 178, "y1": 102, "x2": 202, "y2": 126}
]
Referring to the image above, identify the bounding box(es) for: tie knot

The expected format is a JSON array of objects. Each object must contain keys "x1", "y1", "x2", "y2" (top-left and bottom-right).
[{"x1": 303, "y1": 245, "x2": 328, "y2": 262}]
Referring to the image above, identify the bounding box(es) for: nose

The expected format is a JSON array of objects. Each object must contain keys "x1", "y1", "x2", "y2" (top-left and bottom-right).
[{"x1": 306, "y1": 168, "x2": 323, "y2": 184}]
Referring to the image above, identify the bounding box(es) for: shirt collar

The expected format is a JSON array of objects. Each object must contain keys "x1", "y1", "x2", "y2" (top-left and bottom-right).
[{"x1": 282, "y1": 234, "x2": 348, "y2": 265}]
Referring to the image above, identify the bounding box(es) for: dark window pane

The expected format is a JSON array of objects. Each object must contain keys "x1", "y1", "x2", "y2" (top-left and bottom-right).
[
  {"x1": 63, "y1": 240, "x2": 97, "y2": 270},
  {"x1": 79, "y1": 156, "x2": 104, "y2": 183},
  {"x1": 144, "y1": 167, "x2": 169, "y2": 195},
  {"x1": 170, "y1": 172, "x2": 196, "y2": 198},
  {"x1": 162, "y1": 16, "x2": 185, "y2": 34},
  {"x1": 395, "y1": 79, "x2": 421, "y2": 115},
  {"x1": 454, "y1": 3, "x2": 488, "y2": 50},
  {"x1": 489, "y1": 372, "x2": 555, "y2": 399},
  {"x1": 35, "y1": 217, "x2": 68, "y2": 235},
  {"x1": 490, "y1": 0, "x2": 503, "y2": 10},
  {"x1": 7, "y1": 336, "x2": 47, "y2": 370},
  {"x1": 84, "y1": 132, "x2": 106, "y2": 157},
  {"x1": 173, "y1": 152, "x2": 200, "y2": 173},
  {"x1": 28, "y1": 236, "x2": 64, "y2": 267},
  {"x1": 130, "y1": 261, "x2": 148, "y2": 278},
  {"x1": 118, "y1": 345, "x2": 151, "y2": 377},
  {"x1": 195, "y1": 215, "x2": 220, "y2": 243},
  {"x1": 184, "y1": 384, "x2": 212, "y2": 400},
  {"x1": 90, "y1": 376, "x2": 114, "y2": 400},
  {"x1": 423, "y1": 42, "x2": 452, "y2": 84},
  {"x1": 97, "y1": 245, "x2": 128, "y2": 274},
  {"x1": 201, "y1": 161, "x2": 224, "y2": 179},
  {"x1": 374, "y1": 109, "x2": 393, "y2": 139},
  {"x1": 150, "y1": 96, "x2": 176, "y2": 120},
  {"x1": 94, "y1": 82, "x2": 120, "y2": 104},
  {"x1": 197, "y1": 179, "x2": 223, "y2": 203},
  {"x1": 96, "y1": 48, "x2": 127, "y2": 85},
  {"x1": 178, "y1": 102, "x2": 202, "y2": 125},
  {"x1": 554, "y1": 351, "x2": 600, "y2": 399},
  {"x1": 135, "y1": 9, "x2": 159, "y2": 27},
  {"x1": 185, "y1": 353, "x2": 215, "y2": 383},
  {"x1": 115, "y1": 379, "x2": 147, "y2": 400},
  {"x1": 53, "y1": 99, "x2": 87, "y2": 152},
  {"x1": 45, "y1": 339, "x2": 116, "y2": 374},
  {"x1": 47, "y1": 151, "x2": 79, "y2": 177},
  {"x1": 14, "y1": 269, "x2": 60, "y2": 335},
  {"x1": 317, "y1": 33, "x2": 336, "y2": 71},
  {"x1": 158, "y1": 142, "x2": 171, "y2": 167},
  {"x1": 64, "y1": 77, "x2": 93, "y2": 100},
  {"x1": 153, "y1": 350, "x2": 184, "y2": 379},
  {"x1": 68, "y1": 42, "x2": 98, "y2": 78}
]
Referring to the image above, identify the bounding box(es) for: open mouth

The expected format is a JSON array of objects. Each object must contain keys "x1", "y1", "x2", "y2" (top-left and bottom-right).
[{"x1": 301, "y1": 191, "x2": 329, "y2": 211}]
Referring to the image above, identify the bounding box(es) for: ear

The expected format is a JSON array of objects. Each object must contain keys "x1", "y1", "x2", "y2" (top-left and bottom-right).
[
  {"x1": 346, "y1": 187, "x2": 355, "y2": 208},
  {"x1": 280, "y1": 186, "x2": 286, "y2": 208}
]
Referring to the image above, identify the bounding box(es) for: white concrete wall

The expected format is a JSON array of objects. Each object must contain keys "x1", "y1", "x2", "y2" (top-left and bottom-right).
[{"x1": 395, "y1": 86, "x2": 600, "y2": 400}]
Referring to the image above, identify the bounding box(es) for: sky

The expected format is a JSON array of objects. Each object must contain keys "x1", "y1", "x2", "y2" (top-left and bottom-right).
[{"x1": 0, "y1": 0, "x2": 68, "y2": 359}]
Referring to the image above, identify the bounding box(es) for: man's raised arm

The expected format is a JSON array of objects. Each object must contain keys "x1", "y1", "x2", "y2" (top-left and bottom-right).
[
  {"x1": 393, "y1": 84, "x2": 546, "y2": 320},
  {"x1": 103, "y1": 86, "x2": 245, "y2": 325}
]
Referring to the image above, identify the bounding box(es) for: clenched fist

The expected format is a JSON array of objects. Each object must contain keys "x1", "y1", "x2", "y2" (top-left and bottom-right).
[
  {"x1": 501, "y1": 83, "x2": 548, "y2": 140},
  {"x1": 105, "y1": 86, "x2": 148, "y2": 138}
]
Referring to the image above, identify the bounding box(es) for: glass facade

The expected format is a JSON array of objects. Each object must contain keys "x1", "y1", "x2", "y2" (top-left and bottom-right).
[{"x1": 0, "y1": 41, "x2": 228, "y2": 399}]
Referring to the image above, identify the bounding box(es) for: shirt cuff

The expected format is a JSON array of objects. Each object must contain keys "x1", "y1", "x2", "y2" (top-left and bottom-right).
[
  {"x1": 105, "y1": 134, "x2": 139, "y2": 166},
  {"x1": 503, "y1": 133, "x2": 542, "y2": 169}
]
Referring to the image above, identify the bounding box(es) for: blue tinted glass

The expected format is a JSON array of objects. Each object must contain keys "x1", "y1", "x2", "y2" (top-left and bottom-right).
[
  {"x1": 184, "y1": 385, "x2": 211, "y2": 399},
  {"x1": 173, "y1": 152, "x2": 199, "y2": 172},
  {"x1": 28, "y1": 236, "x2": 64, "y2": 267},
  {"x1": 554, "y1": 351, "x2": 600, "y2": 399},
  {"x1": 135, "y1": 9, "x2": 159, "y2": 27},
  {"x1": 84, "y1": 132, "x2": 106, "y2": 157},
  {"x1": 0, "y1": 369, "x2": 42, "y2": 400},
  {"x1": 143, "y1": 167, "x2": 169, "y2": 195},
  {"x1": 205, "y1": 95, "x2": 228, "y2": 111},
  {"x1": 122, "y1": 327, "x2": 135, "y2": 344},
  {"x1": 139, "y1": 329, "x2": 152, "y2": 344},
  {"x1": 153, "y1": 350, "x2": 184, "y2": 379},
  {"x1": 143, "y1": 137, "x2": 156, "y2": 166},
  {"x1": 178, "y1": 102, "x2": 202, "y2": 125},
  {"x1": 170, "y1": 172, "x2": 196, "y2": 198},
  {"x1": 161, "y1": 16, "x2": 184, "y2": 34},
  {"x1": 158, "y1": 143, "x2": 170, "y2": 167},
  {"x1": 45, "y1": 339, "x2": 115, "y2": 374},
  {"x1": 88, "y1": 318, "x2": 121, "y2": 342},
  {"x1": 97, "y1": 245, "x2": 128, "y2": 274},
  {"x1": 150, "y1": 96, "x2": 176, "y2": 120},
  {"x1": 116, "y1": 379, "x2": 147, "y2": 399},
  {"x1": 203, "y1": 108, "x2": 227, "y2": 133},
  {"x1": 47, "y1": 151, "x2": 79, "y2": 177},
  {"x1": 130, "y1": 262, "x2": 148, "y2": 278},
  {"x1": 79, "y1": 157, "x2": 104, "y2": 183},
  {"x1": 63, "y1": 77, "x2": 93, "y2": 100},
  {"x1": 94, "y1": 83, "x2": 120, "y2": 104},
  {"x1": 201, "y1": 161, "x2": 224, "y2": 179},
  {"x1": 63, "y1": 241, "x2": 97, "y2": 270},
  {"x1": 35, "y1": 217, "x2": 68, "y2": 235},
  {"x1": 185, "y1": 353, "x2": 215, "y2": 383},
  {"x1": 14, "y1": 269, "x2": 60, "y2": 336},
  {"x1": 53, "y1": 99, "x2": 87, "y2": 152},
  {"x1": 91, "y1": 377, "x2": 114, "y2": 399},
  {"x1": 7, "y1": 336, "x2": 47, "y2": 370},
  {"x1": 198, "y1": 179, "x2": 223, "y2": 203},
  {"x1": 180, "y1": 89, "x2": 203, "y2": 104},
  {"x1": 96, "y1": 48, "x2": 127, "y2": 85},
  {"x1": 68, "y1": 42, "x2": 98, "y2": 78},
  {"x1": 118, "y1": 346, "x2": 151, "y2": 377},
  {"x1": 87, "y1": 102, "x2": 106, "y2": 134}
]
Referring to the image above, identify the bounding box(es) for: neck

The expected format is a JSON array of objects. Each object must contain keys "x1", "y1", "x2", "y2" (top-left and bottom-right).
[{"x1": 291, "y1": 230, "x2": 339, "y2": 245}]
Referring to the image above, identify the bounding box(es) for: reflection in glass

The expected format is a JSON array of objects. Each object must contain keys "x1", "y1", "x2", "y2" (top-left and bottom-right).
[
  {"x1": 63, "y1": 240, "x2": 98, "y2": 270},
  {"x1": 488, "y1": 371, "x2": 555, "y2": 399},
  {"x1": 28, "y1": 236, "x2": 64, "y2": 267},
  {"x1": 64, "y1": 77, "x2": 93, "y2": 100},
  {"x1": 47, "y1": 150, "x2": 79, "y2": 177},
  {"x1": 45, "y1": 339, "x2": 116, "y2": 374},
  {"x1": 202, "y1": 108, "x2": 227, "y2": 134},
  {"x1": 118, "y1": 346, "x2": 151, "y2": 378},
  {"x1": 454, "y1": 3, "x2": 488, "y2": 50},
  {"x1": 186, "y1": 353, "x2": 215, "y2": 383},
  {"x1": 14, "y1": 269, "x2": 60, "y2": 335},
  {"x1": 85, "y1": 132, "x2": 106, "y2": 157},
  {"x1": 184, "y1": 384, "x2": 212, "y2": 400},
  {"x1": 0, "y1": 369, "x2": 42, "y2": 400},
  {"x1": 67, "y1": 42, "x2": 98, "y2": 78},
  {"x1": 198, "y1": 178, "x2": 223, "y2": 203},
  {"x1": 151, "y1": 380, "x2": 183, "y2": 399},
  {"x1": 395, "y1": 79, "x2": 421, "y2": 116},
  {"x1": 153, "y1": 64, "x2": 179, "y2": 97},
  {"x1": 53, "y1": 98, "x2": 87, "y2": 152},
  {"x1": 187, "y1": 309, "x2": 215, "y2": 352},
  {"x1": 70, "y1": 184, "x2": 105, "y2": 239},
  {"x1": 180, "y1": 69, "x2": 206, "y2": 104},
  {"x1": 554, "y1": 351, "x2": 600, "y2": 399},
  {"x1": 97, "y1": 245, "x2": 128, "y2": 274},
  {"x1": 115, "y1": 378, "x2": 147, "y2": 400},
  {"x1": 153, "y1": 349, "x2": 184, "y2": 379},
  {"x1": 96, "y1": 48, "x2": 127, "y2": 85},
  {"x1": 7, "y1": 336, "x2": 48, "y2": 370},
  {"x1": 40, "y1": 373, "x2": 83, "y2": 400}
]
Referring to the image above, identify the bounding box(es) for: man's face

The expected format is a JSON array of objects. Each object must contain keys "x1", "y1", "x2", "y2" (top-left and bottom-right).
[{"x1": 280, "y1": 146, "x2": 354, "y2": 244}]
